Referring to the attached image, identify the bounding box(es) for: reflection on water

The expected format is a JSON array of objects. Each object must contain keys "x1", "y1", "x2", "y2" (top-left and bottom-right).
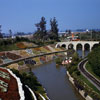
[
  {"x1": 32, "y1": 61, "x2": 84, "y2": 100},
  {"x1": 77, "y1": 50, "x2": 89, "y2": 58}
]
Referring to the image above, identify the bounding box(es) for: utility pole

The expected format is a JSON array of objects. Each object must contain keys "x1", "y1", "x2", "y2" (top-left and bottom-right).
[
  {"x1": 91, "y1": 30, "x2": 92, "y2": 41},
  {"x1": 0, "y1": 25, "x2": 3, "y2": 38},
  {"x1": 9, "y1": 29, "x2": 12, "y2": 39},
  {"x1": 0, "y1": 25, "x2": 1, "y2": 33},
  {"x1": 80, "y1": 33, "x2": 81, "y2": 41}
]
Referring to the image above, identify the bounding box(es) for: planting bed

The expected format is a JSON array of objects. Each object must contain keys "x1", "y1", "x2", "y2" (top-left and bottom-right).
[
  {"x1": 32, "y1": 57, "x2": 42, "y2": 65},
  {"x1": 44, "y1": 46, "x2": 51, "y2": 52},
  {"x1": 16, "y1": 42, "x2": 37, "y2": 49},
  {"x1": 16, "y1": 42, "x2": 26, "y2": 49},
  {"x1": 39, "y1": 47, "x2": 50, "y2": 53},
  {"x1": 26, "y1": 49, "x2": 34, "y2": 56},
  {"x1": 0, "y1": 68, "x2": 20, "y2": 100},
  {"x1": 23, "y1": 42, "x2": 37, "y2": 48},
  {"x1": 3, "y1": 59, "x2": 12, "y2": 64},
  {"x1": 0, "y1": 52, "x2": 6, "y2": 57},
  {"x1": 0, "y1": 59, "x2": 3, "y2": 64},
  {"x1": 32, "y1": 48, "x2": 41, "y2": 54},
  {"x1": 6, "y1": 52, "x2": 21, "y2": 60},
  {"x1": 19, "y1": 50, "x2": 30, "y2": 58},
  {"x1": 40, "y1": 56, "x2": 46, "y2": 62},
  {"x1": 7, "y1": 63, "x2": 19, "y2": 70}
]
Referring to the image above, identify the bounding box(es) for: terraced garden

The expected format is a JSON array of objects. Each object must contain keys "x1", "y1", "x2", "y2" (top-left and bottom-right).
[{"x1": 0, "y1": 68, "x2": 20, "y2": 100}]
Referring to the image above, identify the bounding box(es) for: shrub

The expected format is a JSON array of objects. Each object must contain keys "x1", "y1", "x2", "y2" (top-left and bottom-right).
[
  {"x1": 88, "y1": 46, "x2": 100, "y2": 77},
  {"x1": 55, "y1": 57, "x2": 62, "y2": 65}
]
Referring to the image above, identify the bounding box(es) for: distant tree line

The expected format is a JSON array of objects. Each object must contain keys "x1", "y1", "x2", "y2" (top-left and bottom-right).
[
  {"x1": 33, "y1": 17, "x2": 59, "y2": 42},
  {"x1": 77, "y1": 30, "x2": 100, "y2": 41},
  {"x1": 0, "y1": 25, "x2": 3, "y2": 38},
  {"x1": 0, "y1": 36, "x2": 30, "y2": 46}
]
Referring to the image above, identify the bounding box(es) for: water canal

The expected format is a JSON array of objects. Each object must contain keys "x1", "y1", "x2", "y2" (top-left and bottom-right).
[
  {"x1": 32, "y1": 61, "x2": 84, "y2": 100},
  {"x1": 32, "y1": 50, "x2": 89, "y2": 100},
  {"x1": 77, "y1": 50, "x2": 89, "y2": 58}
]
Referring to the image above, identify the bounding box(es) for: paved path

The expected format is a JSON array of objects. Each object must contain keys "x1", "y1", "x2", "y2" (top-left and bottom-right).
[{"x1": 78, "y1": 58, "x2": 100, "y2": 91}]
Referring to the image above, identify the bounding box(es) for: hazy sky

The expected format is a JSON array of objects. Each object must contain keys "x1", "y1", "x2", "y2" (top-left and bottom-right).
[{"x1": 0, "y1": 0, "x2": 100, "y2": 33}]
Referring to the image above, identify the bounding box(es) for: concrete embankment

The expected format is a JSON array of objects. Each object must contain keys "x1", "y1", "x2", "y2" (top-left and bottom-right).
[{"x1": 66, "y1": 71, "x2": 93, "y2": 100}]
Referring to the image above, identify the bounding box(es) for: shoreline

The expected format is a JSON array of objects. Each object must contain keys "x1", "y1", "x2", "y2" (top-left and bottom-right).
[{"x1": 66, "y1": 71, "x2": 93, "y2": 100}]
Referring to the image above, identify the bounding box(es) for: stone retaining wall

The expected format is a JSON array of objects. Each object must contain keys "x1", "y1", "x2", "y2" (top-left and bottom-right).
[{"x1": 66, "y1": 71, "x2": 93, "y2": 100}]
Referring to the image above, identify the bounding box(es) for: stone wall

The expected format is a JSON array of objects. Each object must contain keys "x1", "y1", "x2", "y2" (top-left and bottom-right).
[{"x1": 66, "y1": 71, "x2": 93, "y2": 100}]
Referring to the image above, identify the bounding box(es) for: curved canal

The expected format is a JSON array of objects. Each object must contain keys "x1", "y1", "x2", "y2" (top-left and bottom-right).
[{"x1": 32, "y1": 61, "x2": 84, "y2": 100}]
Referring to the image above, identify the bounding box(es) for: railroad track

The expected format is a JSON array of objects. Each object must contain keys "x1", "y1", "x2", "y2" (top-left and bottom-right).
[{"x1": 78, "y1": 59, "x2": 100, "y2": 91}]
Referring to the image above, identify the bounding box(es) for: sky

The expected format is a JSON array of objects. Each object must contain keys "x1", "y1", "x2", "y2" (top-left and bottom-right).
[{"x1": 0, "y1": 0, "x2": 100, "y2": 33}]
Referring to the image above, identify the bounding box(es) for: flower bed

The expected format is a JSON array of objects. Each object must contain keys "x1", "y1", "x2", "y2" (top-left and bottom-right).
[
  {"x1": 40, "y1": 56, "x2": 46, "y2": 62},
  {"x1": 3, "y1": 59, "x2": 12, "y2": 64},
  {"x1": 19, "y1": 50, "x2": 30, "y2": 58},
  {"x1": 46, "y1": 55, "x2": 53, "y2": 61},
  {"x1": 55, "y1": 48, "x2": 62, "y2": 51},
  {"x1": 47, "y1": 46, "x2": 56, "y2": 52},
  {"x1": 33, "y1": 48, "x2": 41, "y2": 51},
  {"x1": 18, "y1": 61, "x2": 24, "y2": 66},
  {"x1": 39, "y1": 47, "x2": 50, "y2": 53},
  {"x1": 25, "y1": 49, "x2": 34, "y2": 56},
  {"x1": 11, "y1": 50, "x2": 21, "y2": 56},
  {"x1": 16, "y1": 42, "x2": 37, "y2": 49},
  {"x1": 0, "y1": 52, "x2": 5, "y2": 57},
  {"x1": 23, "y1": 42, "x2": 37, "y2": 48},
  {"x1": 44, "y1": 46, "x2": 51, "y2": 52},
  {"x1": 0, "y1": 68, "x2": 20, "y2": 100},
  {"x1": 6, "y1": 52, "x2": 21, "y2": 60},
  {"x1": 32, "y1": 57, "x2": 42, "y2": 65},
  {"x1": 0, "y1": 59, "x2": 3, "y2": 64},
  {"x1": 32, "y1": 49, "x2": 41, "y2": 55},
  {"x1": 16, "y1": 42, "x2": 26, "y2": 49},
  {"x1": 7, "y1": 63, "x2": 19, "y2": 70}
]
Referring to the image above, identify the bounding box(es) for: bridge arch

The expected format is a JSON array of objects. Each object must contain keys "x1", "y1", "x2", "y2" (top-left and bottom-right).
[
  {"x1": 92, "y1": 43, "x2": 100, "y2": 50},
  {"x1": 84, "y1": 43, "x2": 90, "y2": 51},
  {"x1": 56, "y1": 44, "x2": 60, "y2": 48},
  {"x1": 56, "y1": 41, "x2": 99, "y2": 55},
  {"x1": 61, "y1": 44, "x2": 66, "y2": 48},
  {"x1": 68, "y1": 43, "x2": 74, "y2": 50},
  {"x1": 76, "y1": 43, "x2": 83, "y2": 50}
]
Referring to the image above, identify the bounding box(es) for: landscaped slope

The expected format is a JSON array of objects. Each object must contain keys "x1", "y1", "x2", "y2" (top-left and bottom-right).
[{"x1": 0, "y1": 68, "x2": 20, "y2": 100}]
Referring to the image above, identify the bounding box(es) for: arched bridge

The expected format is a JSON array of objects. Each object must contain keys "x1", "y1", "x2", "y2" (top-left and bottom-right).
[{"x1": 56, "y1": 41, "x2": 99, "y2": 57}]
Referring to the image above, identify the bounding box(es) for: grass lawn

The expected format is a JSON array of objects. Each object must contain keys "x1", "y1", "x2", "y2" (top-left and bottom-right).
[
  {"x1": 78, "y1": 74, "x2": 100, "y2": 94},
  {"x1": 86, "y1": 62, "x2": 100, "y2": 80},
  {"x1": 0, "y1": 44, "x2": 19, "y2": 51}
]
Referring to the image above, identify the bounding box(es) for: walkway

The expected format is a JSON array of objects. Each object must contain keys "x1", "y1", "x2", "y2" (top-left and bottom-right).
[{"x1": 78, "y1": 59, "x2": 100, "y2": 91}]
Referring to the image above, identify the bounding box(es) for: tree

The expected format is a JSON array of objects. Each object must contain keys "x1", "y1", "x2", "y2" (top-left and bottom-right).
[
  {"x1": 9, "y1": 29, "x2": 12, "y2": 38},
  {"x1": 68, "y1": 30, "x2": 71, "y2": 34},
  {"x1": 88, "y1": 46, "x2": 100, "y2": 76},
  {"x1": 0, "y1": 25, "x2": 3, "y2": 38},
  {"x1": 72, "y1": 52, "x2": 79, "y2": 65},
  {"x1": 50, "y1": 17, "x2": 59, "y2": 40},
  {"x1": 33, "y1": 17, "x2": 47, "y2": 41}
]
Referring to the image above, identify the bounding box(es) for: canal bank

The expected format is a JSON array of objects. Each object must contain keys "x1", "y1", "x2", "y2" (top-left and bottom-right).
[
  {"x1": 32, "y1": 61, "x2": 85, "y2": 100},
  {"x1": 66, "y1": 71, "x2": 93, "y2": 100}
]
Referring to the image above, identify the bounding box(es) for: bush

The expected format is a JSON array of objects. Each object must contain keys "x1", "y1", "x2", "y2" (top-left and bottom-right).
[
  {"x1": 88, "y1": 46, "x2": 100, "y2": 77},
  {"x1": 55, "y1": 57, "x2": 62, "y2": 65},
  {"x1": 18, "y1": 61, "x2": 24, "y2": 65},
  {"x1": 68, "y1": 65, "x2": 77, "y2": 75},
  {"x1": 76, "y1": 70, "x2": 80, "y2": 76}
]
